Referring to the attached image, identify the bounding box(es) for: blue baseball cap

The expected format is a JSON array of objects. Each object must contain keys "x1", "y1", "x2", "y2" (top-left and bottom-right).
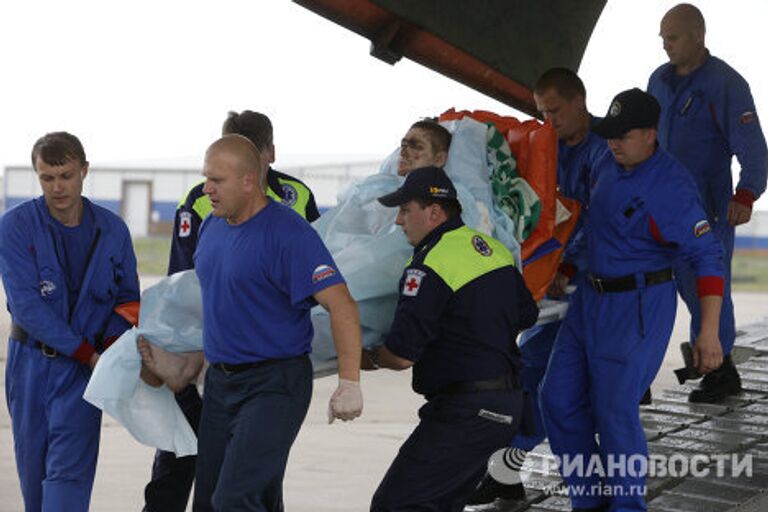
[{"x1": 377, "y1": 166, "x2": 458, "y2": 207}]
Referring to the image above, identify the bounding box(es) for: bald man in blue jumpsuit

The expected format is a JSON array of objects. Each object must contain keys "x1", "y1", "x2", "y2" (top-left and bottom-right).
[
  {"x1": 648, "y1": 3, "x2": 768, "y2": 403},
  {"x1": 540, "y1": 89, "x2": 725, "y2": 512}
]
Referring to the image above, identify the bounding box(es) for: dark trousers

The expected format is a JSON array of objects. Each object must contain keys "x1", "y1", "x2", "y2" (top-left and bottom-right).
[
  {"x1": 371, "y1": 390, "x2": 523, "y2": 512},
  {"x1": 193, "y1": 356, "x2": 312, "y2": 512},
  {"x1": 143, "y1": 384, "x2": 203, "y2": 512}
]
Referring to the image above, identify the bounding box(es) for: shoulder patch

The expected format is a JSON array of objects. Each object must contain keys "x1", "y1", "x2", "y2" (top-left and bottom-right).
[
  {"x1": 471, "y1": 235, "x2": 493, "y2": 257},
  {"x1": 694, "y1": 219, "x2": 711, "y2": 238},
  {"x1": 312, "y1": 264, "x2": 337, "y2": 284},
  {"x1": 402, "y1": 269, "x2": 426, "y2": 297},
  {"x1": 740, "y1": 111, "x2": 757, "y2": 125},
  {"x1": 281, "y1": 184, "x2": 298, "y2": 206},
  {"x1": 178, "y1": 211, "x2": 193, "y2": 238}
]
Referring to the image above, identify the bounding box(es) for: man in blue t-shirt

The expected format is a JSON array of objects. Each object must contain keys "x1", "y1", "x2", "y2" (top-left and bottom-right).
[
  {"x1": 141, "y1": 110, "x2": 323, "y2": 512},
  {"x1": 189, "y1": 135, "x2": 363, "y2": 511}
]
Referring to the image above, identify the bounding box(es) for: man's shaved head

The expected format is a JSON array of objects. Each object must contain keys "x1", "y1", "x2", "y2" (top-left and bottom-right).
[
  {"x1": 659, "y1": 3, "x2": 707, "y2": 73},
  {"x1": 203, "y1": 134, "x2": 268, "y2": 224},
  {"x1": 205, "y1": 134, "x2": 263, "y2": 178},
  {"x1": 663, "y1": 3, "x2": 706, "y2": 33}
]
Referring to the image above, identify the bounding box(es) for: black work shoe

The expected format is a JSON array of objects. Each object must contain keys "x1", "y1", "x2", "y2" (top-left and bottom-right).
[
  {"x1": 640, "y1": 387, "x2": 652, "y2": 405},
  {"x1": 466, "y1": 473, "x2": 526, "y2": 505},
  {"x1": 688, "y1": 355, "x2": 742, "y2": 403}
]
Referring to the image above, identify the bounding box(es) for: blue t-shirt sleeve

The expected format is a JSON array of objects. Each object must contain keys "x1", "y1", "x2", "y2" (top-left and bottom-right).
[{"x1": 278, "y1": 219, "x2": 345, "y2": 308}]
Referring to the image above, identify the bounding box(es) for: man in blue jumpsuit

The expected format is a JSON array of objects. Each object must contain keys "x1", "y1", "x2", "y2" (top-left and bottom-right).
[
  {"x1": 469, "y1": 68, "x2": 610, "y2": 506},
  {"x1": 192, "y1": 135, "x2": 363, "y2": 511},
  {"x1": 540, "y1": 89, "x2": 725, "y2": 512},
  {"x1": 0, "y1": 132, "x2": 140, "y2": 511},
  {"x1": 648, "y1": 3, "x2": 768, "y2": 403},
  {"x1": 364, "y1": 166, "x2": 539, "y2": 511},
  {"x1": 142, "y1": 110, "x2": 320, "y2": 512}
]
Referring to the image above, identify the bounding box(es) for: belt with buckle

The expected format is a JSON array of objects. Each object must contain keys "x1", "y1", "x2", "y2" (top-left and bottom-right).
[
  {"x1": 436, "y1": 373, "x2": 520, "y2": 397},
  {"x1": 10, "y1": 322, "x2": 59, "y2": 358},
  {"x1": 211, "y1": 355, "x2": 306, "y2": 376},
  {"x1": 588, "y1": 268, "x2": 673, "y2": 294}
]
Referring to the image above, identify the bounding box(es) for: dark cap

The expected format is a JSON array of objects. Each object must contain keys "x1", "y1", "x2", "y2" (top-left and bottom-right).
[
  {"x1": 378, "y1": 166, "x2": 458, "y2": 207},
  {"x1": 592, "y1": 88, "x2": 661, "y2": 139}
]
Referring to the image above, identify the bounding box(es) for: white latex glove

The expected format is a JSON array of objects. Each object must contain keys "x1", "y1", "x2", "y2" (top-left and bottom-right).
[{"x1": 327, "y1": 378, "x2": 363, "y2": 424}]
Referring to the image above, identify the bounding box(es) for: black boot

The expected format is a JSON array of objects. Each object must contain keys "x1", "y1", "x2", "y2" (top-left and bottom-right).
[
  {"x1": 688, "y1": 355, "x2": 742, "y2": 403},
  {"x1": 465, "y1": 473, "x2": 526, "y2": 506},
  {"x1": 572, "y1": 506, "x2": 609, "y2": 512}
]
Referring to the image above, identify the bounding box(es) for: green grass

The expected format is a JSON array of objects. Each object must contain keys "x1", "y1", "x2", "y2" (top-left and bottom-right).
[
  {"x1": 732, "y1": 251, "x2": 768, "y2": 292},
  {"x1": 133, "y1": 236, "x2": 172, "y2": 276}
]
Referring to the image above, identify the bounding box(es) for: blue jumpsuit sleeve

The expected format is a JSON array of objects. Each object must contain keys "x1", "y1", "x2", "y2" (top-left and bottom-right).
[
  {"x1": 562, "y1": 222, "x2": 588, "y2": 275},
  {"x1": 0, "y1": 211, "x2": 83, "y2": 354},
  {"x1": 167, "y1": 204, "x2": 203, "y2": 275},
  {"x1": 649, "y1": 171, "x2": 725, "y2": 281},
  {"x1": 717, "y1": 73, "x2": 768, "y2": 199},
  {"x1": 102, "y1": 227, "x2": 141, "y2": 341},
  {"x1": 384, "y1": 264, "x2": 452, "y2": 363}
]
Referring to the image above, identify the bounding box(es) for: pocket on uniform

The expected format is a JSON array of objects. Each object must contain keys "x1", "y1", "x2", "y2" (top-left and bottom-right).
[
  {"x1": 610, "y1": 196, "x2": 646, "y2": 236},
  {"x1": 88, "y1": 257, "x2": 120, "y2": 302}
]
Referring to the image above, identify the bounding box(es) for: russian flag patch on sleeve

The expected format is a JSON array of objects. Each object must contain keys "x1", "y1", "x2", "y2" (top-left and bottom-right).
[{"x1": 694, "y1": 219, "x2": 711, "y2": 238}]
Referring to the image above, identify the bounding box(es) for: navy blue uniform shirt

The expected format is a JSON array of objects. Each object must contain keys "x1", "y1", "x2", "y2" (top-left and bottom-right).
[{"x1": 384, "y1": 217, "x2": 538, "y2": 396}]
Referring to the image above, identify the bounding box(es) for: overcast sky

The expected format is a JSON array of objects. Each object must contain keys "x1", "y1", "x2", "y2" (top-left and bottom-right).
[{"x1": 2, "y1": 1, "x2": 768, "y2": 205}]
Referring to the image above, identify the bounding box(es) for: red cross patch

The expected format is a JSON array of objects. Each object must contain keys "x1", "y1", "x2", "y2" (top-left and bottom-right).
[
  {"x1": 179, "y1": 211, "x2": 192, "y2": 238},
  {"x1": 403, "y1": 269, "x2": 426, "y2": 297}
]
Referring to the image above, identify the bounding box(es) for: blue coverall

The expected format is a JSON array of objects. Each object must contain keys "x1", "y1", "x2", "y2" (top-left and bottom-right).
[
  {"x1": 513, "y1": 121, "x2": 607, "y2": 452},
  {"x1": 539, "y1": 148, "x2": 724, "y2": 511},
  {"x1": 648, "y1": 53, "x2": 768, "y2": 355},
  {"x1": 0, "y1": 197, "x2": 139, "y2": 512}
]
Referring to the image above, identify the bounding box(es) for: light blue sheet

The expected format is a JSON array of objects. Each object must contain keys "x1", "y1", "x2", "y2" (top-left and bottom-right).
[{"x1": 83, "y1": 117, "x2": 526, "y2": 454}]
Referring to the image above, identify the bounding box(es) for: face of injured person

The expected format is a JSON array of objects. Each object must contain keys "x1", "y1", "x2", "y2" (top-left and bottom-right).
[{"x1": 398, "y1": 128, "x2": 446, "y2": 176}]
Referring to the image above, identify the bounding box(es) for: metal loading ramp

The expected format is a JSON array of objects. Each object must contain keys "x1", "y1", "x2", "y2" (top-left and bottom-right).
[{"x1": 469, "y1": 320, "x2": 768, "y2": 512}]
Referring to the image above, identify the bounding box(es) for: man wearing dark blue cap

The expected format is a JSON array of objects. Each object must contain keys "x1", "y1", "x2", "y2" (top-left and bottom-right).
[
  {"x1": 363, "y1": 166, "x2": 539, "y2": 511},
  {"x1": 539, "y1": 88, "x2": 725, "y2": 511}
]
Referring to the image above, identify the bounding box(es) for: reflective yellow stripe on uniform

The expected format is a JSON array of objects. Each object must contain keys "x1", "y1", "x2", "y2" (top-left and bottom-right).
[
  {"x1": 267, "y1": 177, "x2": 312, "y2": 220},
  {"x1": 178, "y1": 178, "x2": 311, "y2": 221},
  {"x1": 192, "y1": 194, "x2": 212, "y2": 220},
  {"x1": 423, "y1": 226, "x2": 515, "y2": 292}
]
